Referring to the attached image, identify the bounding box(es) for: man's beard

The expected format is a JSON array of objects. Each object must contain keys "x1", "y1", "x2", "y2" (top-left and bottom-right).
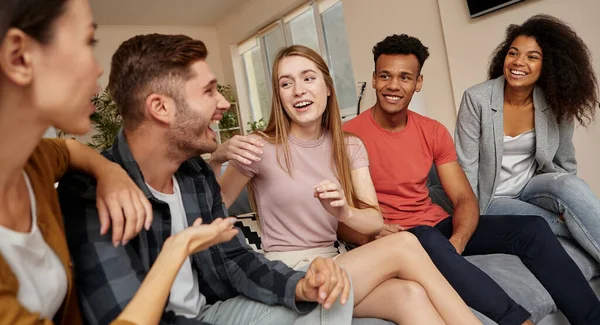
[{"x1": 167, "y1": 100, "x2": 217, "y2": 160}]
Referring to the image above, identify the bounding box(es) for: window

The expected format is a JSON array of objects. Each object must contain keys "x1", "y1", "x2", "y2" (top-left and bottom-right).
[{"x1": 238, "y1": 0, "x2": 356, "y2": 125}]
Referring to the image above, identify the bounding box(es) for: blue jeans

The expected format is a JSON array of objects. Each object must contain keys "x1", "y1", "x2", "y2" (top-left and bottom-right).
[
  {"x1": 487, "y1": 172, "x2": 600, "y2": 263},
  {"x1": 198, "y1": 263, "x2": 354, "y2": 324}
]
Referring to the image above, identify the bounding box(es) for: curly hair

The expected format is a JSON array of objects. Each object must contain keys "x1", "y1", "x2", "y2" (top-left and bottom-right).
[
  {"x1": 488, "y1": 14, "x2": 599, "y2": 125},
  {"x1": 373, "y1": 34, "x2": 430, "y2": 72}
]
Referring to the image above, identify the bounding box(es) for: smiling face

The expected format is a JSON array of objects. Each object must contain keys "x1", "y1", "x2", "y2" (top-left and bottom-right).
[
  {"x1": 372, "y1": 54, "x2": 423, "y2": 115},
  {"x1": 503, "y1": 35, "x2": 543, "y2": 90},
  {"x1": 277, "y1": 55, "x2": 330, "y2": 132},
  {"x1": 167, "y1": 60, "x2": 230, "y2": 157}
]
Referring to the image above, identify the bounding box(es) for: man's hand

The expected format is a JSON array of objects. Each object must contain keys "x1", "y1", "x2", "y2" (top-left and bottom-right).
[
  {"x1": 374, "y1": 224, "x2": 405, "y2": 240},
  {"x1": 209, "y1": 135, "x2": 264, "y2": 165},
  {"x1": 295, "y1": 257, "x2": 351, "y2": 309},
  {"x1": 95, "y1": 163, "x2": 153, "y2": 247},
  {"x1": 449, "y1": 235, "x2": 469, "y2": 255}
]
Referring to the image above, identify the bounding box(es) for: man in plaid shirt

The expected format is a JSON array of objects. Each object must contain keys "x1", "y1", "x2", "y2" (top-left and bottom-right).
[{"x1": 58, "y1": 34, "x2": 353, "y2": 325}]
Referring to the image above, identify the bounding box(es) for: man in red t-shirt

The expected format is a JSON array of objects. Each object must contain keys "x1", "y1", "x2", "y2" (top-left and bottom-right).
[{"x1": 343, "y1": 34, "x2": 600, "y2": 325}]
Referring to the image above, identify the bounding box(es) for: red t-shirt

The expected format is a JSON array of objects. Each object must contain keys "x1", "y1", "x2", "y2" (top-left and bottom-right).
[{"x1": 343, "y1": 108, "x2": 456, "y2": 228}]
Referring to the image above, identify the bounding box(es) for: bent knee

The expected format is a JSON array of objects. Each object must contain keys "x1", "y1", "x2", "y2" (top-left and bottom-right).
[
  {"x1": 396, "y1": 280, "x2": 428, "y2": 303},
  {"x1": 543, "y1": 173, "x2": 586, "y2": 193},
  {"x1": 389, "y1": 231, "x2": 420, "y2": 247}
]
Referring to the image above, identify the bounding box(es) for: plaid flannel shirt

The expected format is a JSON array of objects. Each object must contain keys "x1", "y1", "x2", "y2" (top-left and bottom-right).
[{"x1": 57, "y1": 130, "x2": 315, "y2": 325}]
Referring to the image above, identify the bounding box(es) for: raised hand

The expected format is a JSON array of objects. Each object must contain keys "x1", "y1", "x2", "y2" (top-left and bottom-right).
[
  {"x1": 314, "y1": 180, "x2": 352, "y2": 222},
  {"x1": 210, "y1": 134, "x2": 264, "y2": 165},
  {"x1": 167, "y1": 217, "x2": 239, "y2": 256}
]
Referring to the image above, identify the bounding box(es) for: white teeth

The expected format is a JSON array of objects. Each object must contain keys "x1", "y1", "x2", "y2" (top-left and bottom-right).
[
  {"x1": 294, "y1": 101, "x2": 312, "y2": 108},
  {"x1": 385, "y1": 95, "x2": 401, "y2": 100},
  {"x1": 511, "y1": 70, "x2": 527, "y2": 76},
  {"x1": 211, "y1": 120, "x2": 220, "y2": 124}
]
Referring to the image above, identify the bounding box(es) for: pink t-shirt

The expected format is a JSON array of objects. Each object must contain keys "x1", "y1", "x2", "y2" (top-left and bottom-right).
[{"x1": 230, "y1": 131, "x2": 369, "y2": 252}]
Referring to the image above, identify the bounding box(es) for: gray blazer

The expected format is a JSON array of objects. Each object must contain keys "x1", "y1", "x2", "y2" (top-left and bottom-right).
[{"x1": 454, "y1": 76, "x2": 577, "y2": 213}]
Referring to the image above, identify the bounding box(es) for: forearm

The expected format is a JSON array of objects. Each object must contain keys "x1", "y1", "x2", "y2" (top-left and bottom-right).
[
  {"x1": 65, "y1": 139, "x2": 117, "y2": 177},
  {"x1": 451, "y1": 197, "x2": 479, "y2": 241},
  {"x1": 340, "y1": 207, "x2": 383, "y2": 236},
  {"x1": 116, "y1": 239, "x2": 187, "y2": 324},
  {"x1": 337, "y1": 222, "x2": 372, "y2": 246}
]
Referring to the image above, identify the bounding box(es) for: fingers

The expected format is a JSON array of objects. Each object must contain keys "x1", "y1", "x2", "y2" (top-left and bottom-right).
[
  {"x1": 314, "y1": 180, "x2": 340, "y2": 193},
  {"x1": 130, "y1": 193, "x2": 145, "y2": 235},
  {"x1": 228, "y1": 136, "x2": 264, "y2": 165},
  {"x1": 323, "y1": 260, "x2": 344, "y2": 309},
  {"x1": 119, "y1": 192, "x2": 137, "y2": 246},
  {"x1": 312, "y1": 258, "x2": 333, "y2": 304},
  {"x1": 384, "y1": 224, "x2": 400, "y2": 234},
  {"x1": 96, "y1": 198, "x2": 110, "y2": 236},
  {"x1": 105, "y1": 198, "x2": 125, "y2": 247},
  {"x1": 340, "y1": 267, "x2": 351, "y2": 305},
  {"x1": 140, "y1": 192, "x2": 153, "y2": 230}
]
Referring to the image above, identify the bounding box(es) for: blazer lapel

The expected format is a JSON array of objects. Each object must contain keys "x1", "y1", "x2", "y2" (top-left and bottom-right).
[
  {"x1": 533, "y1": 85, "x2": 550, "y2": 170},
  {"x1": 491, "y1": 76, "x2": 505, "y2": 175}
]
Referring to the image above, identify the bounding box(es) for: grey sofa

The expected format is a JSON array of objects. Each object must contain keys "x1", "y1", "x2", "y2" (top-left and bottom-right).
[{"x1": 226, "y1": 163, "x2": 600, "y2": 324}]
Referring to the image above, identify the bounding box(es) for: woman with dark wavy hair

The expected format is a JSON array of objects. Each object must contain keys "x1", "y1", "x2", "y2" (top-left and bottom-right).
[{"x1": 455, "y1": 14, "x2": 600, "y2": 263}]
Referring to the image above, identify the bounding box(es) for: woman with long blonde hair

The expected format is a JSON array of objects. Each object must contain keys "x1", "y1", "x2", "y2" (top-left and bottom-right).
[{"x1": 210, "y1": 45, "x2": 481, "y2": 324}]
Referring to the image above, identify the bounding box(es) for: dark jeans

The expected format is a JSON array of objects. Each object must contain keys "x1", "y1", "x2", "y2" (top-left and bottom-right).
[{"x1": 408, "y1": 215, "x2": 600, "y2": 325}]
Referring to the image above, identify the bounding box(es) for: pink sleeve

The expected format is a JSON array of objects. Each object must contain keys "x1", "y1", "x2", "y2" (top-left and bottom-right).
[
  {"x1": 346, "y1": 135, "x2": 369, "y2": 170},
  {"x1": 433, "y1": 123, "x2": 458, "y2": 166},
  {"x1": 228, "y1": 158, "x2": 260, "y2": 178}
]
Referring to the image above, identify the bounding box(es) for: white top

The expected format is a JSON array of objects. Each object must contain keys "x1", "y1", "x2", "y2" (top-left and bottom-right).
[
  {"x1": 147, "y1": 177, "x2": 205, "y2": 318},
  {"x1": 494, "y1": 129, "x2": 537, "y2": 198},
  {"x1": 0, "y1": 172, "x2": 67, "y2": 319}
]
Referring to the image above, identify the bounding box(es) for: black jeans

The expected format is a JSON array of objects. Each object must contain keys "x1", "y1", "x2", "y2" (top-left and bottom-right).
[{"x1": 409, "y1": 215, "x2": 600, "y2": 325}]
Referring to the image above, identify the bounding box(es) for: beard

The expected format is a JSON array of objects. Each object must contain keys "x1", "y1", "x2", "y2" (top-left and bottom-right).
[{"x1": 167, "y1": 98, "x2": 218, "y2": 160}]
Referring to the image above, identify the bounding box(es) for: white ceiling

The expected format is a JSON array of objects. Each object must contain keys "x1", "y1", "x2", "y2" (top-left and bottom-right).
[{"x1": 90, "y1": 0, "x2": 248, "y2": 26}]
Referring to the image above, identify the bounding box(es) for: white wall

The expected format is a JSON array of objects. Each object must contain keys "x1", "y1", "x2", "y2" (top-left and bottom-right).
[
  {"x1": 95, "y1": 25, "x2": 225, "y2": 88},
  {"x1": 342, "y1": 0, "x2": 455, "y2": 130},
  {"x1": 215, "y1": 0, "x2": 455, "y2": 131},
  {"x1": 438, "y1": 0, "x2": 600, "y2": 194},
  {"x1": 74, "y1": 25, "x2": 225, "y2": 144}
]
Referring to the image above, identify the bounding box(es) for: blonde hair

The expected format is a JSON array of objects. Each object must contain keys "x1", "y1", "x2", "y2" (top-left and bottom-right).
[{"x1": 254, "y1": 45, "x2": 371, "y2": 210}]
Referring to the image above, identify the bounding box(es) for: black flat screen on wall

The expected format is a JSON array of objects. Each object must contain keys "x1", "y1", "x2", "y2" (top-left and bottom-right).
[{"x1": 467, "y1": 0, "x2": 524, "y2": 18}]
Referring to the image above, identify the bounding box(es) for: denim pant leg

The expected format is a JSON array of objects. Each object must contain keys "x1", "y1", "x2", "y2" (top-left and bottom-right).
[
  {"x1": 486, "y1": 197, "x2": 570, "y2": 238},
  {"x1": 518, "y1": 172, "x2": 600, "y2": 263},
  {"x1": 409, "y1": 221, "x2": 530, "y2": 325},
  {"x1": 199, "y1": 290, "x2": 354, "y2": 325},
  {"x1": 449, "y1": 214, "x2": 600, "y2": 325}
]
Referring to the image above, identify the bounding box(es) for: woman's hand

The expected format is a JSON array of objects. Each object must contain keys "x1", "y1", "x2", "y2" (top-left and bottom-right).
[
  {"x1": 210, "y1": 135, "x2": 264, "y2": 165},
  {"x1": 168, "y1": 217, "x2": 239, "y2": 256},
  {"x1": 95, "y1": 163, "x2": 153, "y2": 247},
  {"x1": 314, "y1": 180, "x2": 353, "y2": 222}
]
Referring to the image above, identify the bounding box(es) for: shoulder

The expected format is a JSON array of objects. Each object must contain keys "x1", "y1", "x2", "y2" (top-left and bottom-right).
[
  {"x1": 409, "y1": 110, "x2": 446, "y2": 131},
  {"x1": 344, "y1": 133, "x2": 365, "y2": 146},
  {"x1": 463, "y1": 77, "x2": 502, "y2": 103}
]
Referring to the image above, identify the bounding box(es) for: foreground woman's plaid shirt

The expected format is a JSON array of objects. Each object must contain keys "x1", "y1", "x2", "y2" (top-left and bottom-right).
[{"x1": 58, "y1": 130, "x2": 315, "y2": 325}]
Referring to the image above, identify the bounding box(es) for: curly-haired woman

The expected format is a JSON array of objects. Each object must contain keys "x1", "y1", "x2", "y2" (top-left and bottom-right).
[{"x1": 455, "y1": 14, "x2": 600, "y2": 263}]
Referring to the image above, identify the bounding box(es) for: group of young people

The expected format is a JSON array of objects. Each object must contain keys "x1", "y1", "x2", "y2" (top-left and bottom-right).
[{"x1": 1, "y1": 0, "x2": 600, "y2": 325}]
